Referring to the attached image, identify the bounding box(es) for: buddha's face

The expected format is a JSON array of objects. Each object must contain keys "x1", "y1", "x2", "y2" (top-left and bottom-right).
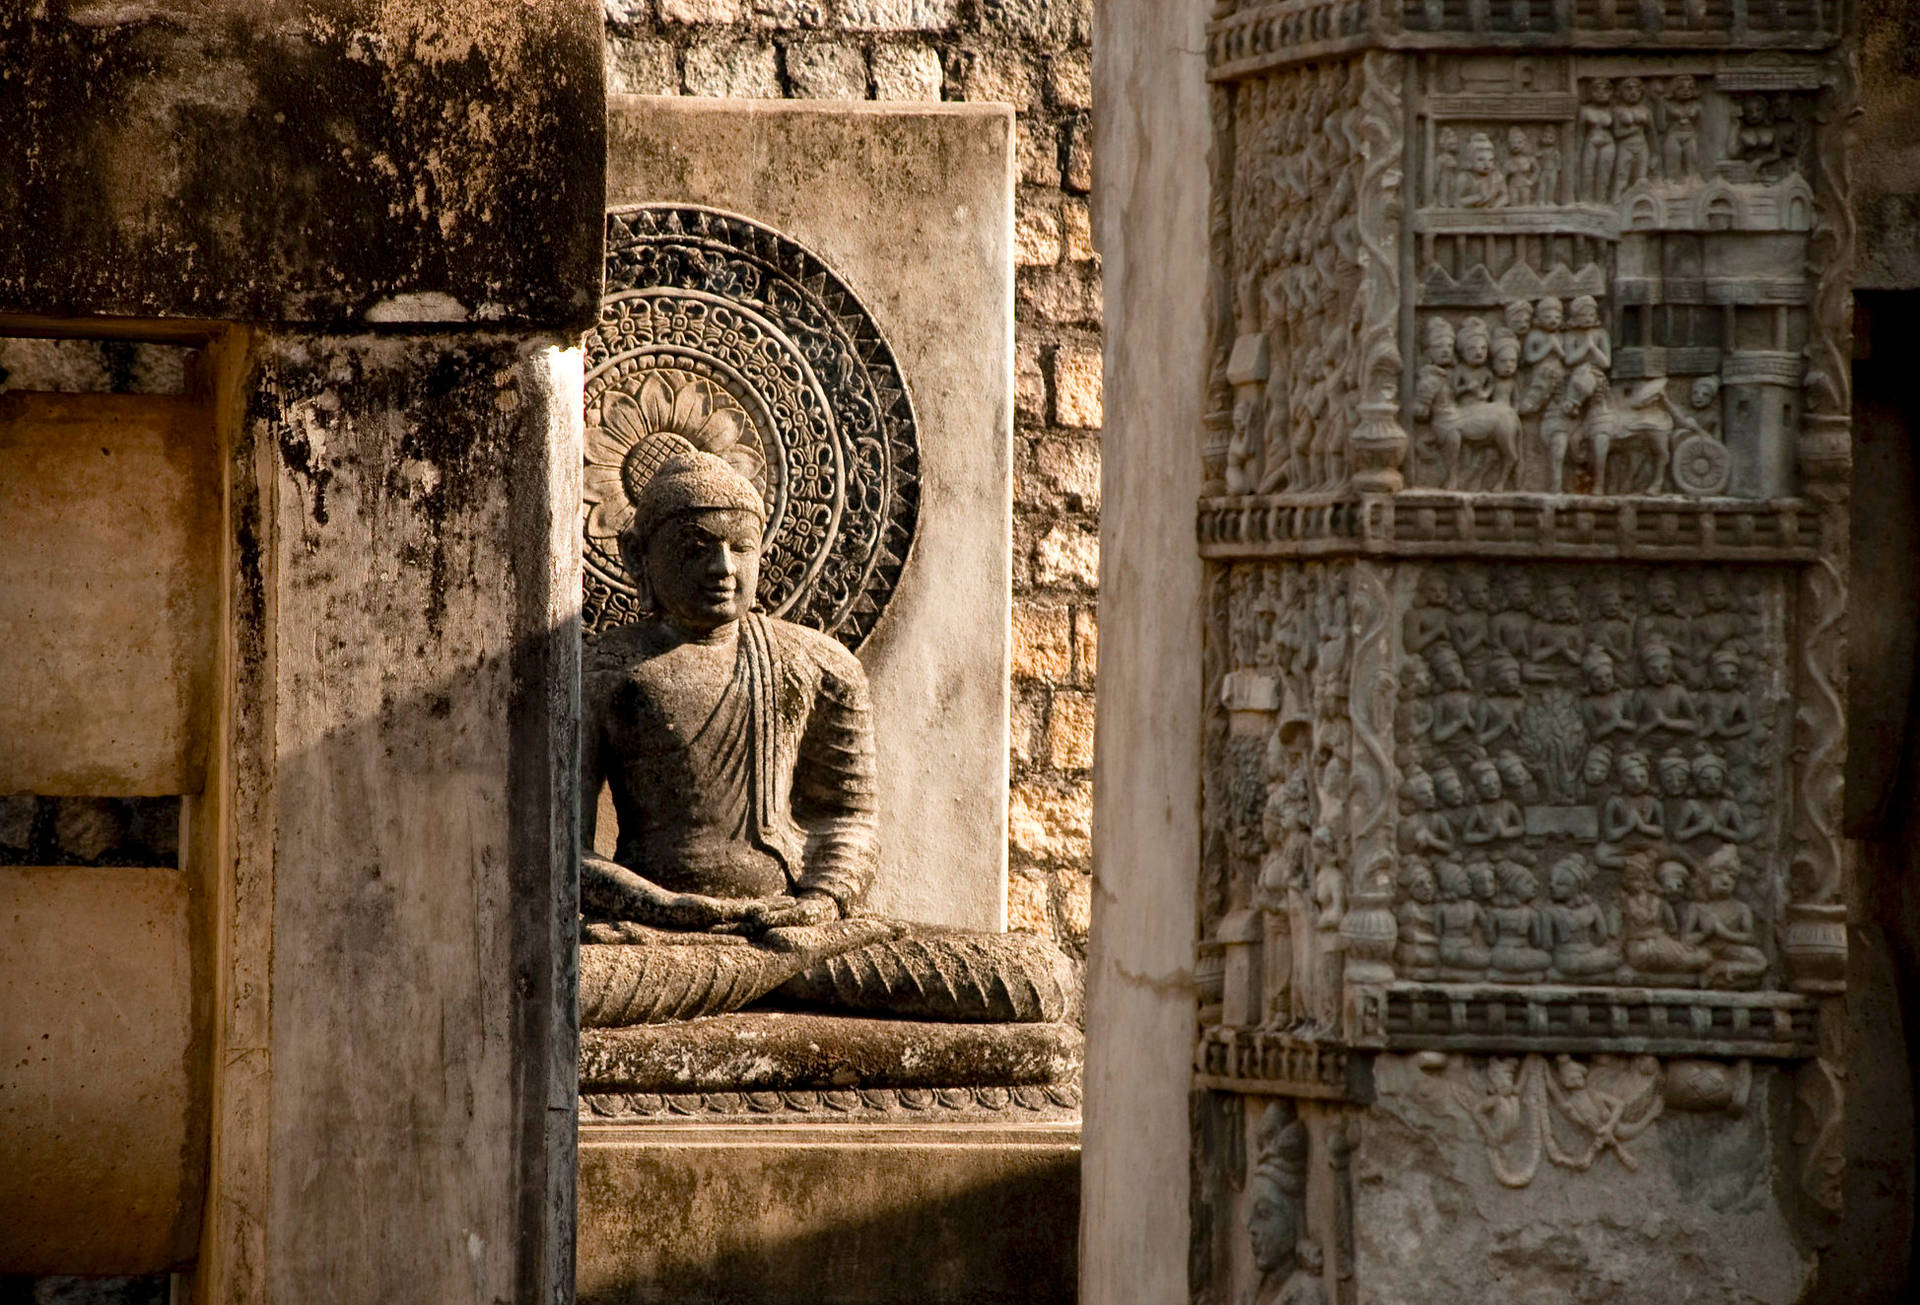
[{"x1": 645, "y1": 508, "x2": 764, "y2": 634}]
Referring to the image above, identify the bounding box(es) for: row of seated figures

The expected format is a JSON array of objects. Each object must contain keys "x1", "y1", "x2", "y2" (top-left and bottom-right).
[{"x1": 575, "y1": 450, "x2": 1080, "y2": 1108}]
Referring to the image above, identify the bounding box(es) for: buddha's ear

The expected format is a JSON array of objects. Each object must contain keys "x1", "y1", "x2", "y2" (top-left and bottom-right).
[{"x1": 618, "y1": 532, "x2": 654, "y2": 613}]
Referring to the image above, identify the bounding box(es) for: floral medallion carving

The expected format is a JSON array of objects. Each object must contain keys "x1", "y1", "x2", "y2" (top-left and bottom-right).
[{"x1": 583, "y1": 205, "x2": 920, "y2": 648}]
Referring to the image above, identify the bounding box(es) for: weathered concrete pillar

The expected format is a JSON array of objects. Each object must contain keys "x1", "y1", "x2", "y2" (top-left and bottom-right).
[
  {"x1": 0, "y1": 4, "x2": 603, "y2": 1301},
  {"x1": 1090, "y1": 2, "x2": 1883, "y2": 1300}
]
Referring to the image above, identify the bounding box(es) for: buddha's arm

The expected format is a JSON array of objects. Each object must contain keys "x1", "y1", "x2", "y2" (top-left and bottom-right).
[{"x1": 790, "y1": 654, "x2": 881, "y2": 914}]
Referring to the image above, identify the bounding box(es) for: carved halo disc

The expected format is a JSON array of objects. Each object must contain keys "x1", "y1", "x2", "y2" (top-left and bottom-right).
[{"x1": 584, "y1": 204, "x2": 920, "y2": 649}]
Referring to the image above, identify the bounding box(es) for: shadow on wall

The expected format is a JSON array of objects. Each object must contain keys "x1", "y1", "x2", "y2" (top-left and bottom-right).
[{"x1": 575, "y1": 1141, "x2": 1079, "y2": 1305}]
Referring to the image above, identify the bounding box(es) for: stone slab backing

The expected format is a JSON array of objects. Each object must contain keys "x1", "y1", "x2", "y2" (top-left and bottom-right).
[
  {"x1": 0, "y1": 866, "x2": 196, "y2": 1273},
  {"x1": 605, "y1": 97, "x2": 1014, "y2": 931},
  {"x1": 576, "y1": 1122, "x2": 1079, "y2": 1305},
  {"x1": 0, "y1": 391, "x2": 216, "y2": 795}
]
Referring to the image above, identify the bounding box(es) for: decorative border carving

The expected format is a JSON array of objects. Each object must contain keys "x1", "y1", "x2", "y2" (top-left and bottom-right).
[
  {"x1": 1198, "y1": 492, "x2": 1826, "y2": 560},
  {"x1": 1352, "y1": 980, "x2": 1817, "y2": 1057},
  {"x1": 580, "y1": 1082, "x2": 1082, "y2": 1124},
  {"x1": 1207, "y1": 1, "x2": 1841, "y2": 82},
  {"x1": 1196, "y1": 1026, "x2": 1369, "y2": 1100}
]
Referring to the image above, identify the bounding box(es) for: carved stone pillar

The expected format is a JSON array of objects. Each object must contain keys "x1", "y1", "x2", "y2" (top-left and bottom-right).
[{"x1": 1191, "y1": 4, "x2": 1855, "y2": 1300}]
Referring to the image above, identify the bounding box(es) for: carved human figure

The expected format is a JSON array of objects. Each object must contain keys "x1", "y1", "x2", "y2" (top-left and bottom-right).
[
  {"x1": 1413, "y1": 316, "x2": 1458, "y2": 456},
  {"x1": 1700, "y1": 648, "x2": 1756, "y2": 741},
  {"x1": 1579, "y1": 79, "x2": 1618, "y2": 202},
  {"x1": 1246, "y1": 1105, "x2": 1304, "y2": 1298},
  {"x1": 1496, "y1": 750, "x2": 1541, "y2": 805},
  {"x1": 1544, "y1": 855, "x2": 1622, "y2": 980},
  {"x1": 1538, "y1": 125, "x2": 1563, "y2": 205},
  {"x1": 1396, "y1": 860, "x2": 1441, "y2": 979},
  {"x1": 1580, "y1": 743, "x2": 1614, "y2": 797},
  {"x1": 1434, "y1": 762, "x2": 1472, "y2": 819},
  {"x1": 1504, "y1": 126, "x2": 1539, "y2": 205},
  {"x1": 1429, "y1": 645, "x2": 1476, "y2": 746},
  {"x1": 1433, "y1": 126, "x2": 1461, "y2": 207},
  {"x1": 1406, "y1": 570, "x2": 1453, "y2": 655},
  {"x1": 1456, "y1": 132, "x2": 1509, "y2": 209},
  {"x1": 1592, "y1": 579, "x2": 1634, "y2": 668},
  {"x1": 1398, "y1": 769, "x2": 1457, "y2": 858},
  {"x1": 1226, "y1": 393, "x2": 1261, "y2": 495},
  {"x1": 1610, "y1": 77, "x2": 1653, "y2": 200},
  {"x1": 1487, "y1": 859, "x2": 1553, "y2": 982},
  {"x1": 1661, "y1": 75, "x2": 1702, "y2": 180},
  {"x1": 1560, "y1": 295, "x2": 1612, "y2": 403},
  {"x1": 1730, "y1": 94, "x2": 1780, "y2": 177},
  {"x1": 1529, "y1": 579, "x2": 1587, "y2": 676},
  {"x1": 580, "y1": 451, "x2": 1070, "y2": 1025},
  {"x1": 1675, "y1": 752, "x2": 1753, "y2": 843},
  {"x1": 1620, "y1": 853, "x2": 1710, "y2": 977},
  {"x1": 1770, "y1": 93, "x2": 1804, "y2": 178},
  {"x1": 1522, "y1": 298, "x2": 1574, "y2": 490},
  {"x1": 1490, "y1": 331, "x2": 1522, "y2": 412},
  {"x1": 1581, "y1": 647, "x2": 1635, "y2": 742},
  {"x1": 1656, "y1": 747, "x2": 1694, "y2": 831},
  {"x1": 1401, "y1": 656, "x2": 1436, "y2": 745},
  {"x1": 1694, "y1": 573, "x2": 1743, "y2": 665},
  {"x1": 1490, "y1": 572, "x2": 1535, "y2": 666},
  {"x1": 1474, "y1": 653, "x2": 1526, "y2": 748},
  {"x1": 1435, "y1": 859, "x2": 1492, "y2": 979},
  {"x1": 1463, "y1": 759, "x2": 1525, "y2": 846},
  {"x1": 1681, "y1": 847, "x2": 1768, "y2": 989},
  {"x1": 1637, "y1": 575, "x2": 1689, "y2": 658},
  {"x1": 1453, "y1": 316, "x2": 1495, "y2": 403},
  {"x1": 1600, "y1": 751, "x2": 1664, "y2": 846},
  {"x1": 1635, "y1": 642, "x2": 1699, "y2": 736},
  {"x1": 1257, "y1": 776, "x2": 1311, "y2": 912},
  {"x1": 1310, "y1": 826, "x2": 1347, "y2": 1027}
]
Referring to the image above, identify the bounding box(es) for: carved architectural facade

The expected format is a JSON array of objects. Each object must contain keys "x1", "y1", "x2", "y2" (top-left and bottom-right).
[{"x1": 1192, "y1": 4, "x2": 1852, "y2": 1299}]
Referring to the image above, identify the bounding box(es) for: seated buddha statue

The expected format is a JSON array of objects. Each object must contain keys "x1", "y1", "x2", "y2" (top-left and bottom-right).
[{"x1": 577, "y1": 448, "x2": 1074, "y2": 1028}]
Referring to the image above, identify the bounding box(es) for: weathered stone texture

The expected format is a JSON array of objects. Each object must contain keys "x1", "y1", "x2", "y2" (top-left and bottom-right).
[
  {"x1": 0, "y1": 2, "x2": 605, "y2": 328},
  {"x1": 603, "y1": 0, "x2": 1100, "y2": 953}
]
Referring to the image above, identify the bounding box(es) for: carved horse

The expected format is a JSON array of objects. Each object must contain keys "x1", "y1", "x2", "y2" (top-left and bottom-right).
[
  {"x1": 1429, "y1": 386, "x2": 1521, "y2": 490},
  {"x1": 1583, "y1": 377, "x2": 1678, "y2": 494}
]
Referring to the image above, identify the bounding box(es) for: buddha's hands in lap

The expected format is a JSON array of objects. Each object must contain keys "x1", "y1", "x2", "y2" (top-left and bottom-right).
[
  {"x1": 739, "y1": 891, "x2": 840, "y2": 933},
  {"x1": 583, "y1": 853, "x2": 759, "y2": 932}
]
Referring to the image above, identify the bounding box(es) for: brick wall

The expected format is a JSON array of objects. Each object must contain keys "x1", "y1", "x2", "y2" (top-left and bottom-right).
[{"x1": 603, "y1": 0, "x2": 1101, "y2": 954}]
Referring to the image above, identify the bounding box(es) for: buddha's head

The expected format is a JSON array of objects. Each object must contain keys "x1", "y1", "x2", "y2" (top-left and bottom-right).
[{"x1": 621, "y1": 450, "x2": 768, "y2": 635}]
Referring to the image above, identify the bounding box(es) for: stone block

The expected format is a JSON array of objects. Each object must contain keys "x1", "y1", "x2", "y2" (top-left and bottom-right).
[
  {"x1": 1019, "y1": 263, "x2": 1103, "y2": 325},
  {"x1": 577, "y1": 1122, "x2": 1079, "y2": 1305},
  {"x1": 1044, "y1": 689, "x2": 1095, "y2": 770},
  {"x1": 753, "y1": 0, "x2": 829, "y2": 26},
  {"x1": 1008, "y1": 869, "x2": 1051, "y2": 933},
  {"x1": 786, "y1": 41, "x2": 870, "y2": 98},
  {"x1": 1059, "y1": 869, "x2": 1091, "y2": 941},
  {"x1": 1048, "y1": 50, "x2": 1092, "y2": 110},
  {"x1": 979, "y1": 0, "x2": 1093, "y2": 45},
  {"x1": 1012, "y1": 601, "x2": 1073, "y2": 681},
  {"x1": 1072, "y1": 606, "x2": 1098, "y2": 685},
  {"x1": 1017, "y1": 118, "x2": 1061, "y2": 186},
  {"x1": 1016, "y1": 341, "x2": 1048, "y2": 420},
  {"x1": 1064, "y1": 114, "x2": 1092, "y2": 192},
  {"x1": 0, "y1": 393, "x2": 216, "y2": 795},
  {"x1": 870, "y1": 43, "x2": 944, "y2": 101},
  {"x1": 684, "y1": 38, "x2": 784, "y2": 97},
  {"x1": 1015, "y1": 195, "x2": 1063, "y2": 266},
  {"x1": 1062, "y1": 195, "x2": 1095, "y2": 260},
  {"x1": 839, "y1": 0, "x2": 963, "y2": 31},
  {"x1": 606, "y1": 99, "x2": 1014, "y2": 929},
  {"x1": 606, "y1": 36, "x2": 681, "y2": 94},
  {"x1": 961, "y1": 48, "x2": 1040, "y2": 111},
  {"x1": 659, "y1": 0, "x2": 744, "y2": 21},
  {"x1": 1051, "y1": 343, "x2": 1103, "y2": 428},
  {"x1": 0, "y1": 867, "x2": 196, "y2": 1273},
  {"x1": 1033, "y1": 522, "x2": 1098, "y2": 588},
  {"x1": 1010, "y1": 778, "x2": 1091, "y2": 864},
  {"x1": 1035, "y1": 436, "x2": 1100, "y2": 511}
]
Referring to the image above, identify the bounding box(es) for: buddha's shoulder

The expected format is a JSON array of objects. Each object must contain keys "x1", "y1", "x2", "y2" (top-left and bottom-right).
[
  {"x1": 583, "y1": 620, "x2": 679, "y2": 679},
  {"x1": 762, "y1": 616, "x2": 866, "y2": 686}
]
